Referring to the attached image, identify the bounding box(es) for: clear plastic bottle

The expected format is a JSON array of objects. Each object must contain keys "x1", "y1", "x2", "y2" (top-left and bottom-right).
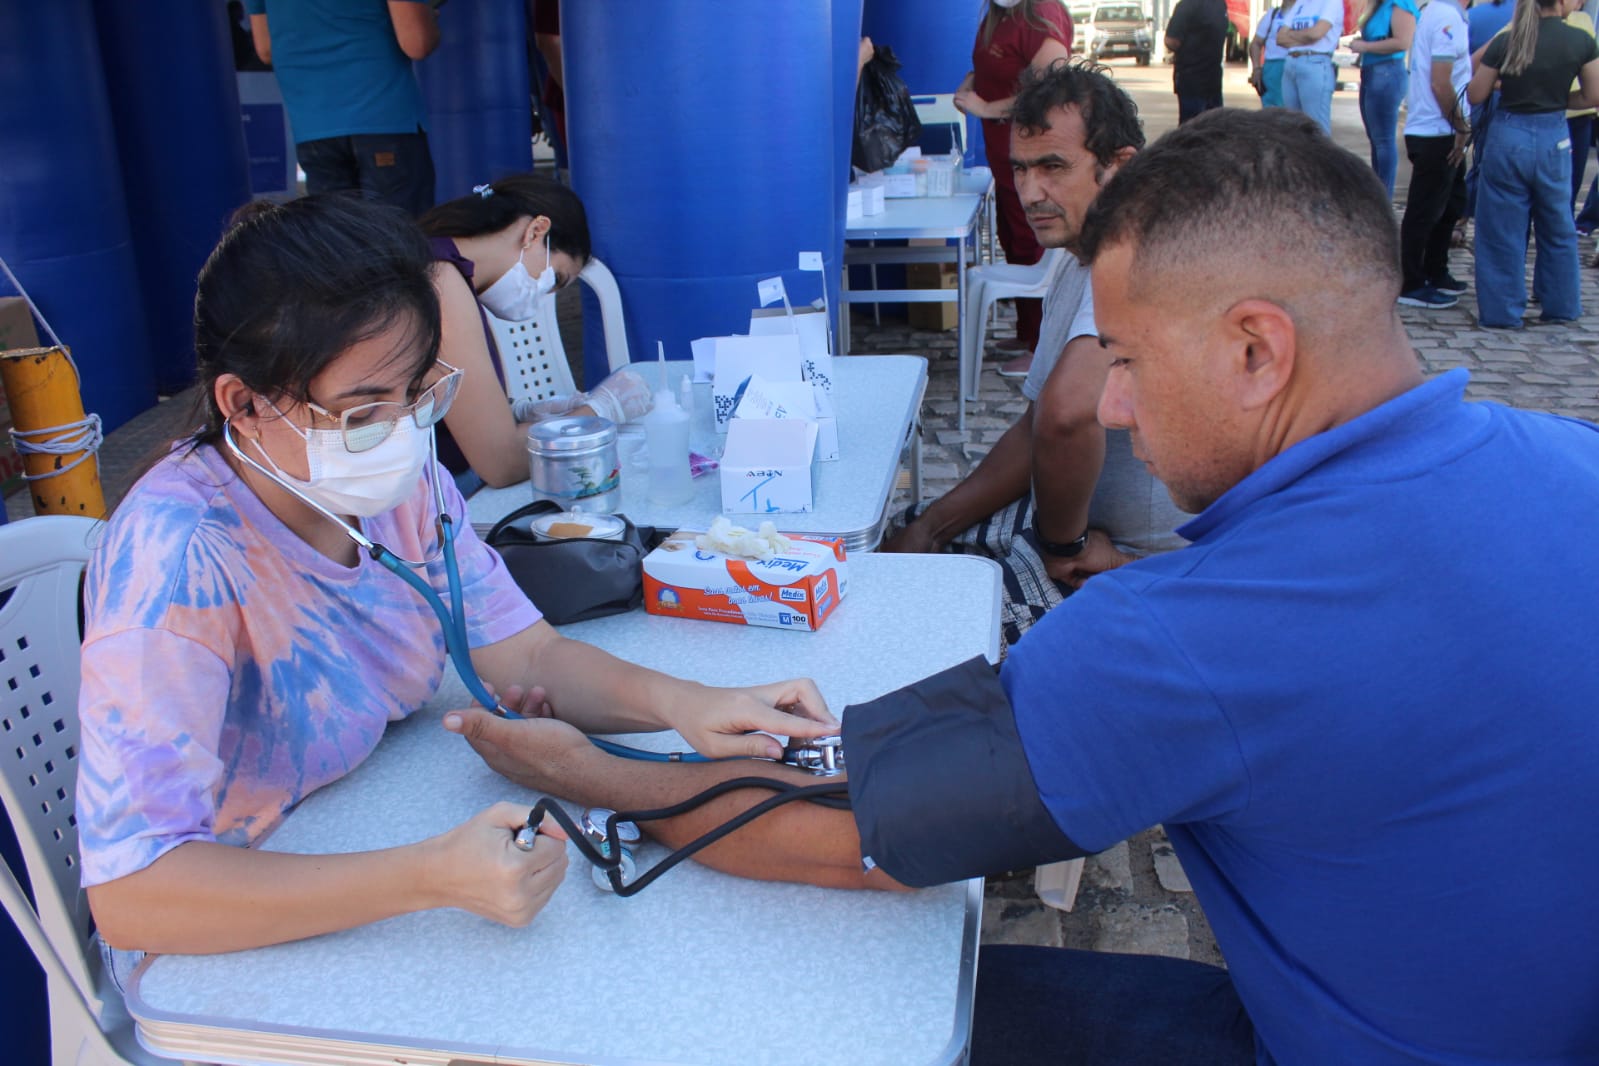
[{"x1": 643, "y1": 387, "x2": 693, "y2": 503}]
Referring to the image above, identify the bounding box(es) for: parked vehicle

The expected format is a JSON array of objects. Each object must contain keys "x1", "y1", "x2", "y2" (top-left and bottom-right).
[{"x1": 1082, "y1": 2, "x2": 1154, "y2": 65}]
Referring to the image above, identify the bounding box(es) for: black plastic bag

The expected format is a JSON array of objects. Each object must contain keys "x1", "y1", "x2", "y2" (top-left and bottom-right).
[{"x1": 853, "y1": 46, "x2": 923, "y2": 173}]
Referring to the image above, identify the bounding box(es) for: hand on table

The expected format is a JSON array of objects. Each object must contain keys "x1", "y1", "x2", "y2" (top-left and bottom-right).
[
  {"x1": 446, "y1": 708, "x2": 594, "y2": 793},
  {"x1": 1043, "y1": 528, "x2": 1137, "y2": 590},
  {"x1": 424, "y1": 802, "x2": 569, "y2": 927},
  {"x1": 670, "y1": 680, "x2": 838, "y2": 761},
  {"x1": 881, "y1": 520, "x2": 939, "y2": 554}
]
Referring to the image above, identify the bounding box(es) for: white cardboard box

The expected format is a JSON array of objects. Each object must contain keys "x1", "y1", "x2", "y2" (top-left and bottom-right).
[
  {"x1": 719, "y1": 417, "x2": 819, "y2": 513},
  {"x1": 749, "y1": 306, "x2": 833, "y2": 392},
  {"x1": 846, "y1": 187, "x2": 864, "y2": 220},
  {"x1": 641, "y1": 530, "x2": 848, "y2": 632},
  {"x1": 734, "y1": 376, "x2": 838, "y2": 462},
  {"x1": 710, "y1": 333, "x2": 806, "y2": 430}
]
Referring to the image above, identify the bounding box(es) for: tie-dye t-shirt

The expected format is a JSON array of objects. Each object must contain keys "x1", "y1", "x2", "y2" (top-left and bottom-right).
[{"x1": 76, "y1": 442, "x2": 539, "y2": 887}]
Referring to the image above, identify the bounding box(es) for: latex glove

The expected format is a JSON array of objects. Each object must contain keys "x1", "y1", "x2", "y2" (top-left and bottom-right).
[
  {"x1": 512, "y1": 392, "x2": 587, "y2": 423},
  {"x1": 584, "y1": 368, "x2": 655, "y2": 425}
]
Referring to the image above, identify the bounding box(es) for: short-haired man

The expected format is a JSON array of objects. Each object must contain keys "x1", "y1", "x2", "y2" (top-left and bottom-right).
[
  {"x1": 884, "y1": 61, "x2": 1185, "y2": 648},
  {"x1": 452, "y1": 110, "x2": 1599, "y2": 1063}
]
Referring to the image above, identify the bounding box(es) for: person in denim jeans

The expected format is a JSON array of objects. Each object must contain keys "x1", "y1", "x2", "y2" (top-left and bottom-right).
[
  {"x1": 1351, "y1": 0, "x2": 1418, "y2": 198},
  {"x1": 1468, "y1": 0, "x2": 1599, "y2": 327},
  {"x1": 1277, "y1": 0, "x2": 1344, "y2": 132}
]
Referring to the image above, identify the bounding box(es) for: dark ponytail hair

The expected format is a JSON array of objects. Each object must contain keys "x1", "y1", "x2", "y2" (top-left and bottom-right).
[
  {"x1": 419, "y1": 174, "x2": 593, "y2": 264},
  {"x1": 190, "y1": 194, "x2": 442, "y2": 445}
]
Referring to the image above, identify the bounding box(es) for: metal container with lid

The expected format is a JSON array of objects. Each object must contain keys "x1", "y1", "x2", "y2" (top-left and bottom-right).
[{"x1": 526, "y1": 415, "x2": 621, "y2": 513}]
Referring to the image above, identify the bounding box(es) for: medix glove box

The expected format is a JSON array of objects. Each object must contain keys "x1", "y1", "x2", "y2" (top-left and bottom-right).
[{"x1": 641, "y1": 531, "x2": 848, "y2": 632}]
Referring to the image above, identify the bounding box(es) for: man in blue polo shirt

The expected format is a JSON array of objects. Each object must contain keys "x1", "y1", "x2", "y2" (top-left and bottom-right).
[
  {"x1": 247, "y1": 0, "x2": 439, "y2": 215},
  {"x1": 447, "y1": 108, "x2": 1599, "y2": 1064}
]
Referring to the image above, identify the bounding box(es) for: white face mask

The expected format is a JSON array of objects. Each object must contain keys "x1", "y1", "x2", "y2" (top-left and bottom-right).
[
  {"x1": 994, "y1": 0, "x2": 1024, "y2": 8},
  {"x1": 253, "y1": 407, "x2": 432, "y2": 518},
  {"x1": 478, "y1": 230, "x2": 556, "y2": 321}
]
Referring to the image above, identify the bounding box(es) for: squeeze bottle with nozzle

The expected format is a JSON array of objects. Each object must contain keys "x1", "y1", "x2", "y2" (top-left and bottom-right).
[{"x1": 643, "y1": 387, "x2": 693, "y2": 504}]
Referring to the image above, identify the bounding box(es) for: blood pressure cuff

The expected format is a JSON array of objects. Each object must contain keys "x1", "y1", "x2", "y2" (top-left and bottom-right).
[{"x1": 843, "y1": 655, "x2": 1087, "y2": 888}]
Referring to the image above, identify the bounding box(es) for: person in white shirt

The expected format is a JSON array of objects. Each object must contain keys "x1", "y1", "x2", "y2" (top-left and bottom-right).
[
  {"x1": 1250, "y1": 5, "x2": 1291, "y2": 105},
  {"x1": 1396, "y1": 0, "x2": 1472, "y2": 308},
  {"x1": 1276, "y1": 0, "x2": 1343, "y2": 131}
]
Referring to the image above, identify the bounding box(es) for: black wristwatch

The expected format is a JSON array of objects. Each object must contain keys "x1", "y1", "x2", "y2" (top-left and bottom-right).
[{"x1": 1031, "y1": 513, "x2": 1089, "y2": 558}]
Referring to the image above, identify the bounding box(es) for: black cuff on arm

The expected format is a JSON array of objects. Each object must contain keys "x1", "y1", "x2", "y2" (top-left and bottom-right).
[{"x1": 843, "y1": 655, "x2": 1088, "y2": 888}]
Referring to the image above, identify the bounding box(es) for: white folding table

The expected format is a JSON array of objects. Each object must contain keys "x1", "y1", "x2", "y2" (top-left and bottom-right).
[
  {"x1": 468, "y1": 355, "x2": 928, "y2": 553},
  {"x1": 126, "y1": 552, "x2": 1002, "y2": 1066}
]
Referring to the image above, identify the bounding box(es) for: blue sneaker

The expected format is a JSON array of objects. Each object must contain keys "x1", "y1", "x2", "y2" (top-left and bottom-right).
[
  {"x1": 1398, "y1": 286, "x2": 1458, "y2": 309},
  {"x1": 1430, "y1": 273, "x2": 1468, "y2": 296}
]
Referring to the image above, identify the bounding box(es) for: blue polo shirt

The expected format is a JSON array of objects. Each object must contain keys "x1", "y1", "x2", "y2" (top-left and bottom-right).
[
  {"x1": 245, "y1": 0, "x2": 429, "y2": 143},
  {"x1": 1468, "y1": 0, "x2": 1514, "y2": 52},
  {"x1": 1003, "y1": 370, "x2": 1599, "y2": 1064}
]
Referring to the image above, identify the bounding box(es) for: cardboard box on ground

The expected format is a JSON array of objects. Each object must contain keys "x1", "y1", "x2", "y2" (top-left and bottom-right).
[
  {"x1": 0, "y1": 297, "x2": 43, "y2": 498},
  {"x1": 906, "y1": 239, "x2": 958, "y2": 332}
]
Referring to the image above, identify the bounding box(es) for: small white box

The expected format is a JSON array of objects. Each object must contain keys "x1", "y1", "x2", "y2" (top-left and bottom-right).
[
  {"x1": 846, "y1": 187, "x2": 864, "y2": 220},
  {"x1": 720, "y1": 418, "x2": 819, "y2": 513},
  {"x1": 749, "y1": 306, "x2": 833, "y2": 390},
  {"x1": 881, "y1": 171, "x2": 918, "y2": 198},
  {"x1": 862, "y1": 184, "x2": 885, "y2": 214},
  {"x1": 711, "y1": 333, "x2": 806, "y2": 430},
  {"x1": 733, "y1": 376, "x2": 838, "y2": 463}
]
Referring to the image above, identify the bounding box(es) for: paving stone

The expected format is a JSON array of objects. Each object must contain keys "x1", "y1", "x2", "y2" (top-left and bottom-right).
[
  {"x1": 1087, "y1": 841, "x2": 1133, "y2": 895},
  {"x1": 1091, "y1": 903, "x2": 1191, "y2": 959},
  {"x1": 981, "y1": 895, "x2": 1064, "y2": 948},
  {"x1": 1151, "y1": 841, "x2": 1193, "y2": 894},
  {"x1": 934, "y1": 429, "x2": 970, "y2": 446}
]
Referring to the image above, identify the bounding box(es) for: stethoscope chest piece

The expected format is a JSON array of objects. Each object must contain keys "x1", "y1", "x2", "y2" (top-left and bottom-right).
[{"x1": 583, "y1": 807, "x2": 640, "y2": 893}]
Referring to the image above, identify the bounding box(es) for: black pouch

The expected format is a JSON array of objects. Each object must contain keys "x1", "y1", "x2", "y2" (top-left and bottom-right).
[{"x1": 485, "y1": 501, "x2": 665, "y2": 625}]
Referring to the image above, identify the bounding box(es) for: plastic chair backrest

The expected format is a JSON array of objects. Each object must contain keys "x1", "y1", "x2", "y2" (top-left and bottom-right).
[
  {"x1": 578, "y1": 257, "x2": 632, "y2": 374},
  {"x1": 485, "y1": 298, "x2": 579, "y2": 408},
  {"x1": 0, "y1": 515, "x2": 101, "y2": 1006},
  {"x1": 485, "y1": 254, "x2": 631, "y2": 404},
  {"x1": 911, "y1": 93, "x2": 964, "y2": 157}
]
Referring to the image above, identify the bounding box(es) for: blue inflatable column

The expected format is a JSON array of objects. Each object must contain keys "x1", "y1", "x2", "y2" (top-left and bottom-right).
[
  {"x1": 0, "y1": 0, "x2": 154, "y2": 433},
  {"x1": 832, "y1": 0, "x2": 864, "y2": 350},
  {"x1": 565, "y1": 1, "x2": 837, "y2": 385},
  {"x1": 93, "y1": 2, "x2": 252, "y2": 393},
  {"x1": 863, "y1": 0, "x2": 986, "y2": 165},
  {"x1": 417, "y1": 4, "x2": 532, "y2": 203}
]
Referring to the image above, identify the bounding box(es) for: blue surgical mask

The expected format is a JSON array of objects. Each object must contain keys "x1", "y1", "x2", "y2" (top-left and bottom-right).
[{"x1": 479, "y1": 231, "x2": 556, "y2": 321}]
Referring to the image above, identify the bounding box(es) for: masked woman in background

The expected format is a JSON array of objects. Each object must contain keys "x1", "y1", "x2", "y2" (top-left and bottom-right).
[
  {"x1": 421, "y1": 176, "x2": 652, "y2": 495},
  {"x1": 76, "y1": 195, "x2": 835, "y2": 971}
]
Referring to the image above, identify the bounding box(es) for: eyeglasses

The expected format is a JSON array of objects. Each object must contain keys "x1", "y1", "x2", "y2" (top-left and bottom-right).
[{"x1": 303, "y1": 360, "x2": 463, "y2": 453}]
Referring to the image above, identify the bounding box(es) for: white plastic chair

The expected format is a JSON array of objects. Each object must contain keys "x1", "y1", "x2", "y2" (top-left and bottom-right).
[
  {"x1": 911, "y1": 93, "x2": 964, "y2": 158},
  {"x1": 486, "y1": 256, "x2": 632, "y2": 408},
  {"x1": 0, "y1": 515, "x2": 168, "y2": 1065},
  {"x1": 960, "y1": 247, "x2": 1067, "y2": 421}
]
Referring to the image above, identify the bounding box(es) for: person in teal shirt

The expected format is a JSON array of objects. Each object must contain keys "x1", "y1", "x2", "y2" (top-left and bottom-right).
[
  {"x1": 245, "y1": 0, "x2": 440, "y2": 215},
  {"x1": 1351, "y1": 0, "x2": 1420, "y2": 198}
]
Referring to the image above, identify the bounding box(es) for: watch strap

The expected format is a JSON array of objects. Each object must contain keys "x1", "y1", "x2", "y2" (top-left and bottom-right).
[{"x1": 1031, "y1": 513, "x2": 1089, "y2": 558}]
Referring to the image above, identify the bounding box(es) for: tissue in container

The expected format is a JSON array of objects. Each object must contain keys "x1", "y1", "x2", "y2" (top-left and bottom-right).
[{"x1": 642, "y1": 531, "x2": 848, "y2": 632}]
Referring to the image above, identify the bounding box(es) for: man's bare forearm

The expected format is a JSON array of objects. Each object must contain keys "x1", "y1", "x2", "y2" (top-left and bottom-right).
[
  {"x1": 1030, "y1": 334, "x2": 1111, "y2": 543},
  {"x1": 466, "y1": 715, "x2": 908, "y2": 894},
  {"x1": 907, "y1": 407, "x2": 1035, "y2": 548}
]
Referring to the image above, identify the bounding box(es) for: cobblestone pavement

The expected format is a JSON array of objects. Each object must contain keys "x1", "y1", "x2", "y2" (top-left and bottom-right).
[{"x1": 12, "y1": 60, "x2": 1599, "y2": 966}]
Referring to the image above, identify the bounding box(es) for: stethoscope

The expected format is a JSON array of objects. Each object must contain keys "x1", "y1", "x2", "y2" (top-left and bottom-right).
[{"x1": 223, "y1": 420, "x2": 849, "y2": 891}]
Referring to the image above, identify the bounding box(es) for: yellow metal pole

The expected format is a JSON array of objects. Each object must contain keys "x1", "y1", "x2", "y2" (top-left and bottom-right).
[{"x1": 0, "y1": 345, "x2": 106, "y2": 519}]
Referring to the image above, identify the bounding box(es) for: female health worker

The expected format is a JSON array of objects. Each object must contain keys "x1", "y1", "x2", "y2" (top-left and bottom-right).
[
  {"x1": 1468, "y1": 0, "x2": 1599, "y2": 327},
  {"x1": 420, "y1": 175, "x2": 651, "y2": 493},
  {"x1": 76, "y1": 195, "x2": 836, "y2": 960}
]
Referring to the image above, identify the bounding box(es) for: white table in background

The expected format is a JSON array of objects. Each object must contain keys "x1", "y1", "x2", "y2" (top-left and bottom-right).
[
  {"x1": 469, "y1": 355, "x2": 928, "y2": 553},
  {"x1": 841, "y1": 170, "x2": 993, "y2": 363},
  {"x1": 126, "y1": 552, "x2": 1002, "y2": 1066}
]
